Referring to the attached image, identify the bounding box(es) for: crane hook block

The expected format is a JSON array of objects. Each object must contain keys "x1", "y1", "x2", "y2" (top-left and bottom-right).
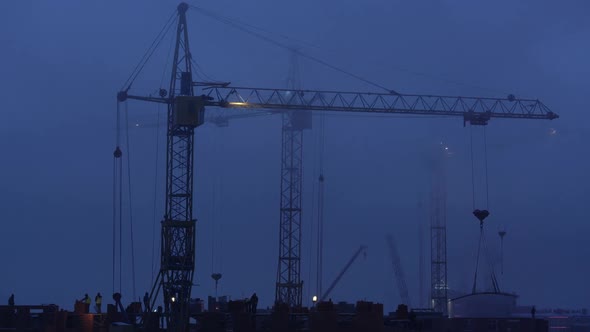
[
  {"x1": 473, "y1": 209, "x2": 490, "y2": 222},
  {"x1": 113, "y1": 146, "x2": 122, "y2": 158}
]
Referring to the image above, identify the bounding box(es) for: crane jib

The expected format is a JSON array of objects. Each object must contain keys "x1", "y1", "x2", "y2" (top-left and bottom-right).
[{"x1": 119, "y1": 89, "x2": 557, "y2": 127}]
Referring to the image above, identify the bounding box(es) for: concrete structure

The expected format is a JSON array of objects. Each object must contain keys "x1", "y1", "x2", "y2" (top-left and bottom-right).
[{"x1": 448, "y1": 292, "x2": 518, "y2": 318}]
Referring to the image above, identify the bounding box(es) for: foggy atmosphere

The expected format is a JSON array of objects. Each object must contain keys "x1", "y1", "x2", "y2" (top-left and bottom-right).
[{"x1": 0, "y1": 0, "x2": 588, "y2": 331}]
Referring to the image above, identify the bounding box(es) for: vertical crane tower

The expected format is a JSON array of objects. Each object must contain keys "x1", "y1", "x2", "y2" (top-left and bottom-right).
[
  {"x1": 430, "y1": 145, "x2": 448, "y2": 313},
  {"x1": 117, "y1": 2, "x2": 558, "y2": 329},
  {"x1": 119, "y1": 3, "x2": 198, "y2": 331},
  {"x1": 276, "y1": 52, "x2": 310, "y2": 306}
]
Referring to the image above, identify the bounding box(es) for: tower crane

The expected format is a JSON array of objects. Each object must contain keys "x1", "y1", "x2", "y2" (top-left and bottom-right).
[
  {"x1": 386, "y1": 234, "x2": 411, "y2": 307},
  {"x1": 320, "y1": 245, "x2": 367, "y2": 302},
  {"x1": 115, "y1": 3, "x2": 558, "y2": 330},
  {"x1": 431, "y1": 144, "x2": 449, "y2": 313}
]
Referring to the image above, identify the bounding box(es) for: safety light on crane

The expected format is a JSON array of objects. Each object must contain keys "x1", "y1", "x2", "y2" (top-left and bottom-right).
[
  {"x1": 228, "y1": 101, "x2": 248, "y2": 106},
  {"x1": 312, "y1": 295, "x2": 318, "y2": 303}
]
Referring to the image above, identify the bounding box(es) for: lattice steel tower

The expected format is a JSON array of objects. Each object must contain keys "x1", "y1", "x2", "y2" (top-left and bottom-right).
[
  {"x1": 430, "y1": 144, "x2": 448, "y2": 314},
  {"x1": 118, "y1": 4, "x2": 200, "y2": 330},
  {"x1": 275, "y1": 51, "x2": 310, "y2": 307}
]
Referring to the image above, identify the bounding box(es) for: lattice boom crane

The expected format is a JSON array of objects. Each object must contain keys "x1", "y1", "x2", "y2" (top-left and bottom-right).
[{"x1": 116, "y1": 2, "x2": 558, "y2": 330}]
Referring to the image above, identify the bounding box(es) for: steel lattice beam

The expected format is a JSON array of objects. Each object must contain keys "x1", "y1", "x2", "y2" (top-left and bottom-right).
[
  {"x1": 203, "y1": 86, "x2": 557, "y2": 123},
  {"x1": 430, "y1": 150, "x2": 448, "y2": 314},
  {"x1": 153, "y1": 4, "x2": 197, "y2": 331},
  {"x1": 275, "y1": 111, "x2": 304, "y2": 307},
  {"x1": 387, "y1": 234, "x2": 411, "y2": 307}
]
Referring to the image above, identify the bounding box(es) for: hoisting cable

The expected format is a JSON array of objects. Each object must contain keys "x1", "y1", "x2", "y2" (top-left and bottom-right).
[
  {"x1": 124, "y1": 101, "x2": 137, "y2": 300},
  {"x1": 469, "y1": 126, "x2": 477, "y2": 210},
  {"x1": 472, "y1": 222, "x2": 484, "y2": 294},
  {"x1": 150, "y1": 102, "x2": 162, "y2": 286},
  {"x1": 469, "y1": 124, "x2": 492, "y2": 294},
  {"x1": 191, "y1": 59, "x2": 225, "y2": 85},
  {"x1": 113, "y1": 101, "x2": 123, "y2": 295},
  {"x1": 481, "y1": 229, "x2": 500, "y2": 292},
  {"x1": 120, "y1": 11, "x2": 177, "y2": 92},
  {"x1": 483, "y1": 126, "x2": 490, "y2": 209},
  {"x1": 307, "y1": 113, "x2": 321, "y2": 301},
  {"x1": 149, "y1": 28, "x2": 174, "y2": 284},
  {"x1": 316, "y1": 112, "x2": 326, "y2": 298},
  {"x1": 188, "y1": 5, "x2": 518, "y2": 96},
  {"x1": 189, "y1": 5, "x2": 396, "y2": 94},
  {"x1": 210, "y1": 132, "x2": 217, "y2": 276},
  {"x1": 119, "y1": 118, "x2": 123, "y2": 294},
  {"x1": 112, "y1": 149, "x2": 118, "y2": 295}
]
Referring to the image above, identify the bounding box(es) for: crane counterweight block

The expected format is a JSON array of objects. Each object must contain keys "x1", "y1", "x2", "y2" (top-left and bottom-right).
[{"x1": 173, "y1": 96, "x2": 207, "y2": 127}]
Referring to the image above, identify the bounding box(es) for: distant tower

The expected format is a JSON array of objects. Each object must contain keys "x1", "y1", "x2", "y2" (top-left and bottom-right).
[
  {"x1": 430, "y1": 143, "x2": 448, "y2": 314},
  {"x1": 418, "y1": 198, "x2": 426, "y2": 308},
  {"x1": 498, "y1": 226, "x2": 507, "y2": 275}
]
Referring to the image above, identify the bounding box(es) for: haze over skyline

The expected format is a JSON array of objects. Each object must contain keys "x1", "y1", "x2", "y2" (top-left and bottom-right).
[{"x1": 0, "y1": 0, "x2": 588, "y2": 312}]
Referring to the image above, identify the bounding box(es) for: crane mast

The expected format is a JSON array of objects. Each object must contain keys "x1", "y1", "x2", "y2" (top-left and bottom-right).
[
  {"x1": 117, "y1": 2, "x2": 558, "y2": 328},
  {"x1": 119, "y1": 3, "x2": 198, "y2": 331},
  {"x1": 430, "y1": 149, "x2": 448, "y2": 314},
  {"x1": 386, "y1": 234, "x2": 411, "y2": 307},
  {"x1": 275, "y1": 52, "x2": 308, "y2": 307}
]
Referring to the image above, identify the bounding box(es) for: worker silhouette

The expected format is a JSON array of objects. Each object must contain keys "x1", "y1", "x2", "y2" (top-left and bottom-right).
[
  {"x1": 250, "y1": 293, "x2": 258, "y2": 314},
  {"x1": 8, "y1": 294, "x2": 14, "y2": 306},
  {"x1": 143, "y1": 292, "x2": 150, "y2": 312},
  {"x1": 80, "y1": 293, "x2": 91, "y2": 314},
  {"x1": 95, "y1": 293, "x2": 102, "y2": 313}
]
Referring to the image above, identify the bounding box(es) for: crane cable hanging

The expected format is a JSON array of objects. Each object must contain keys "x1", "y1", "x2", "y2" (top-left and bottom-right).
[
  {"x1": 150, "y1": 28, "x2": 174, "y2": 285},
  {"x1": 120, "y1": 10, "x2": 177, "y2": 92},
  {"x1": 150, "y1": 102, "x2": 162, "y2": 286},
  {"x1": 188, "y1": 5, "x2": 396, "y2": 94},
  {"x1": 124, "y1": 102, "x2": 137, "y2": 300},
  {"x1": 209, "y1": 130, "x2": 225, "y2": 296},
  {"x1": 188, "y1": 5, "x2": 520, "y2": 97},
  {"x1": 113, "y1": 102, "x2": 123, "y2": 295},
  {"x1": 469, "y1": 124, "x2": 493, "y2": 293},
  {"x1": 112, "y1": 100, "x2": 139, "y2": 300},
  {"x1": 305, "y1": 116, "x2": 320, "y2": 299},
  {"x1": 112, "y1": 105, "x2": 123, "y2": 296},
  {"x1": 316, "y1": 112, "x2": 326, "y2": 298}
]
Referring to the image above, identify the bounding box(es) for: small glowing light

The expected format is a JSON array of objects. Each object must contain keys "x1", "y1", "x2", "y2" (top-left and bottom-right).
[
  {"x1": 312, "y1": 295, "x2": 318, "y2": 303},
  {"x1": 171, "y1": 297, "x2": 176, "y2": 303},
  {"x1": 135, "y1": 123, "x2": 140, "y2": 127},
  {"x1": 228, "y1": 102, "x2": 248, "y2": 106},
  {"x1": 153, "y1": 309, "x2": 157, "y2": 312},
  {"x1": 549, "y1": 128, "x2": 557, "y2": 136},
  {"x1": 444, "y1": 146, "x2": 449, "y2": 150}
]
